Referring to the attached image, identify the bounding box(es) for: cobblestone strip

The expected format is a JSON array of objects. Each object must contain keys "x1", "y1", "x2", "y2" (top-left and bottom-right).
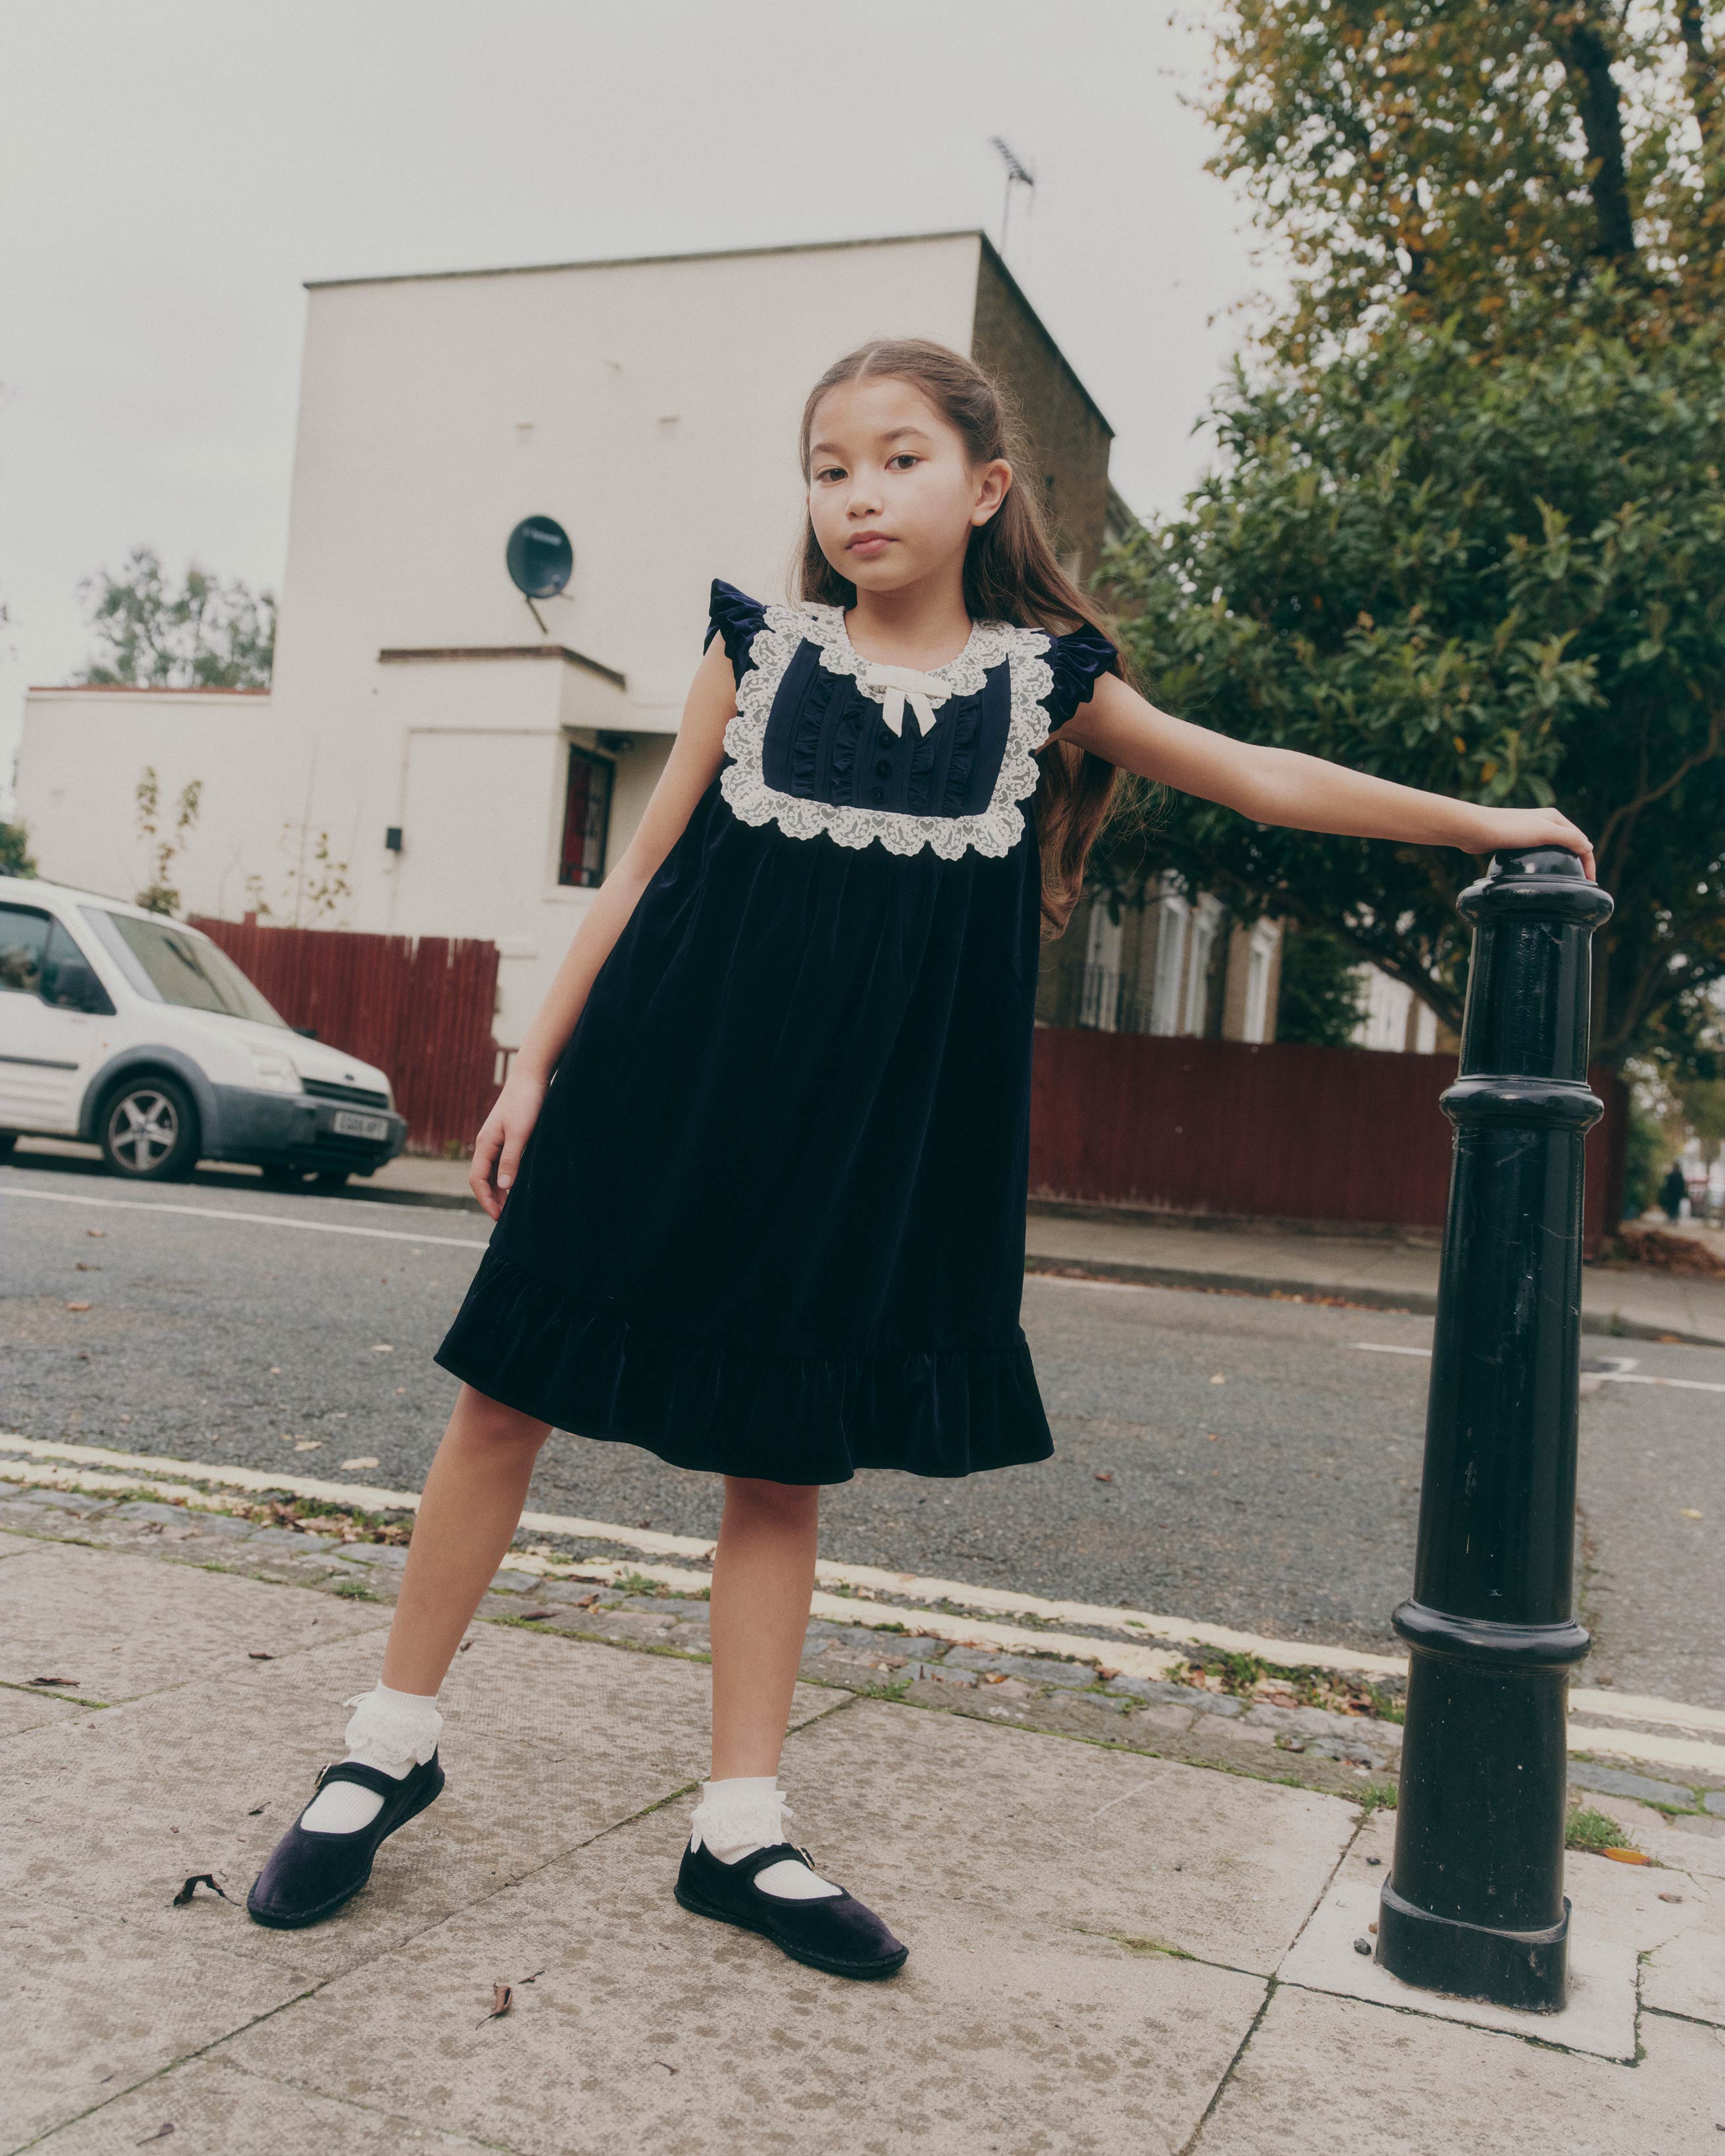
[{"x1": 4, "y1": 1479, "x2": 1720, "y2": 1812}]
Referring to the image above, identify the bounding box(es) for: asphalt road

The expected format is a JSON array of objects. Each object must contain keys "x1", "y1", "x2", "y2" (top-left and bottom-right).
[{"x1": 3, "y1": 1150, "x2": 1720, "y2": 1701}]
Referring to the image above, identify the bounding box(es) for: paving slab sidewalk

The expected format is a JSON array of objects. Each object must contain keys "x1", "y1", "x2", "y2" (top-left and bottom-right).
[{"x1": 1, "y1": 1508, "x2": 1719, "y2": 2153}]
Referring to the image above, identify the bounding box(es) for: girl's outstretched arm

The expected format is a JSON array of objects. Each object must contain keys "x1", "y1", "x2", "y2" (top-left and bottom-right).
[
  {"x1": 1061, "y1": 673, "x2": 1596, "y2": 881},
  {"x1": 469, "y1": 636, "x2": 738, "y2": 1218}
]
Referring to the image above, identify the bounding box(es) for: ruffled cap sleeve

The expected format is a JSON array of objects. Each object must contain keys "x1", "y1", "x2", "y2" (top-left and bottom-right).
[
  {"x1": 704, "y1": 578, "x2": 769, "y2": 678},
  {"x1": 1044, "y1": 622, "x2": 1118, "y2": 732}
]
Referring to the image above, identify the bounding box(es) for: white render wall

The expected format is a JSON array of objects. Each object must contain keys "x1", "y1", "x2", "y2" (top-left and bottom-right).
[
  {"x1": 17, "y1": 234, "x2": 988, "y2": 1044},
  {"x1": 14, "y1": 690, "x2": 279, "y2": 919}
]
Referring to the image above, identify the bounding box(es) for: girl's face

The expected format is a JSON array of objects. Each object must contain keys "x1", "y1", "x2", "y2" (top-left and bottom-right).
[{"x1": 806, "y1": 376, "x2": 1010, "y2": 598}]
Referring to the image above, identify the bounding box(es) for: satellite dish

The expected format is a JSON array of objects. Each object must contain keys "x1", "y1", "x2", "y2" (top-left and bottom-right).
[{"x1": 506, "y1": 516, "x2": 573, "y2": 600}]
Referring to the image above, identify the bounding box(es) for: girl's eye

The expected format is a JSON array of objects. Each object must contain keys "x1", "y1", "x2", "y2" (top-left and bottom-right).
[
  {"x1": 813, "y1": 465, "x2": 844, "y2": 484},
  {"x1": 887, "y1": 453, "x2": 919, "y2": 471}
]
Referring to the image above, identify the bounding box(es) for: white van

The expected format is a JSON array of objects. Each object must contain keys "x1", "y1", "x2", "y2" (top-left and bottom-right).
[{"x1": 0, "y1": 874, "x2": 407, "y2": 1186}]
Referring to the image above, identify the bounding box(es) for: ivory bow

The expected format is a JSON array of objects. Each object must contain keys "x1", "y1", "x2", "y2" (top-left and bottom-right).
[{"x1": 861, "y1": 661, "x2": 954, "y2": 738}]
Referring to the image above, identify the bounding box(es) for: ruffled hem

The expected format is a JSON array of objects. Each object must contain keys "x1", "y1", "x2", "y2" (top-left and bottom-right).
[{"x1": 433, "y1": 1248, "x2": 1054, "y2": 1485}]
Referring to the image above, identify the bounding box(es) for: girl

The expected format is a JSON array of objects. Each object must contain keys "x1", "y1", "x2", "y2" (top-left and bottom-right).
[{"x1": 246, "y1": 338, "x2": 1594, "y2": 1977}]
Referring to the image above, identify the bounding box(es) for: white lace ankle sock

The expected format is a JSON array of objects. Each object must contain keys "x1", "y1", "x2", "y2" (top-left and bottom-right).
[
  {"x1": 689, "y1": 1776, "x2": 841, "y2": 1900},
  {"x1": 299, "y1": 1683, "x2": 443, "y2": 1833}
]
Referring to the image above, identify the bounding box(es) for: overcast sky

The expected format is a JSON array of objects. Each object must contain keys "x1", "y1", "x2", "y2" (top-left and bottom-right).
[{"x1": 0, "y1": 0, "x2": 1277, "y2": 795}]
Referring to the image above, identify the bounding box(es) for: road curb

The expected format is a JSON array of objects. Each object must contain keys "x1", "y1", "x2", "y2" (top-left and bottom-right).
[{"x1": 1022, "y1": 1254, "x2": 1725, "y2": 1349}]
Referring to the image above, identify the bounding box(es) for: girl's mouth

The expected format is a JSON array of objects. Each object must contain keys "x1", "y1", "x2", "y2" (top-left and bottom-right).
[{"x1": 847, "y1": 533, "x2": 892, "y2": 554}]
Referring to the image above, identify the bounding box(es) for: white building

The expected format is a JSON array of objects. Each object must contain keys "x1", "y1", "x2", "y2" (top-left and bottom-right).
[{"x1": 16, "y1": 231, "x2": 1112, "y2": 1046}]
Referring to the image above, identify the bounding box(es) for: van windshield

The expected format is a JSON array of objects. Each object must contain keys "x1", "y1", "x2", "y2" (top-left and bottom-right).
[{"x1": 82, "y1": 909, "x2": 288, "y2": 1027}]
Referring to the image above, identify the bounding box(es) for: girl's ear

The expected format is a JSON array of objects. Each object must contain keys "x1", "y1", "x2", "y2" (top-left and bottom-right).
[{"x1": 971, "y1": 458, "x2": 1012, "y2": 528}]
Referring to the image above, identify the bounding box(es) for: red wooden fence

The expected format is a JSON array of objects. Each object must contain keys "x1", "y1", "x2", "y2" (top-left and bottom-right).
[
  {"x1": 190, "y1": 915, "x2": 502, "y2": 1156},
  {"x1": 1029, "y1": 1027, "x2": 1628, "y2": 1246}
]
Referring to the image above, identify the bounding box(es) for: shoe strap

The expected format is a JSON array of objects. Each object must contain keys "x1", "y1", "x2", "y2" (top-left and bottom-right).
[
  {"x1": 313, "y1": 1758, "x2": 417, "y2": 1801},
  {"x1": 731, "y1": 1841, "x2": 840, "y2": 1891}
]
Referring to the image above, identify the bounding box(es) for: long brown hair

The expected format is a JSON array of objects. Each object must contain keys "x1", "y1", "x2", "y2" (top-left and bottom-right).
[{"x1": 795, "y1": 338, "x2": 1124, "y2": 934}]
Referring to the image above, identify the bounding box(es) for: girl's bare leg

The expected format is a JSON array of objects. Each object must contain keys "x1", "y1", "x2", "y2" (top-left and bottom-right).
[
  {"x1": 708, "y1": 1476, "x2": 819, "y2": 1779},
  {"x1": 379, "y1": 1385, "x2": 550, "y2": 1696}
]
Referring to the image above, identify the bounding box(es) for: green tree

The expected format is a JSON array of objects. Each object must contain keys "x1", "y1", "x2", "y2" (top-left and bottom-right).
[
  {"x1": 1096, "y1": 317, "x2": 1725, "y2": 1067},
  {"x1": 79, "y1": 547, "x2": 274, "y2": 690},
  {"x1": 1205, "y1": 0, "x2": 1725, "y2": 363},
  {"x1": 134, "y1": 765, "x2": 203, "y2": 915},
  {"x1": 1276, "y1": 925, "x2": 1368, "y2": 1048},
  {"x1": 0, "y1": 821, "x2": 36, "y2": 877}
]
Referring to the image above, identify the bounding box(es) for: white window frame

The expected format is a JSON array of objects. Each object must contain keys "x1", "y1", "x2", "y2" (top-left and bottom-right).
[
  {"x1": 1185, "y1": 895, "x2": 1223, "y2": 1036},
  {"x1": 1149, "y1": 890, "x2": 1190, "y2": 1037},
  {"x1": 1242, "y1": 919, "x2": 1279, "y2": 1043},
  {"x1": 1080, "y1": 901, "x2": 1124, "y2": 1031}
]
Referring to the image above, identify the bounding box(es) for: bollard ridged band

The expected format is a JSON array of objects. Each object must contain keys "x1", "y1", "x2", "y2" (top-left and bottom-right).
[
  {"x1": 1439, "y1": 1076, "x2": 1604, "y2": 1130},
  {"x1": 1391, "y1": 1600, "x2": 1592, "y2": 1672}
]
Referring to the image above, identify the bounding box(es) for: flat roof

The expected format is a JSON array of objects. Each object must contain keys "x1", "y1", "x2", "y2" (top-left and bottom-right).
[
  {"x1": 307, "y1": 228, "x2": 1111, "y2": 438},
  {"x1": 28, "y1": 683, "x2": 269, "y2": 696}
]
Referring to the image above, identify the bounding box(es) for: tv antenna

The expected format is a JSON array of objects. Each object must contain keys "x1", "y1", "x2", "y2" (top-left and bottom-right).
[{"x1": 989, "y1": 136, "x2": 1036, "y2": 262}]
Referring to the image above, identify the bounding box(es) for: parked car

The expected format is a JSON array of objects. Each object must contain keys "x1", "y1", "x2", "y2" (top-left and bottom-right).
[{"x1": 0, "y1": 875, "x2": 407, "y2": 1185}]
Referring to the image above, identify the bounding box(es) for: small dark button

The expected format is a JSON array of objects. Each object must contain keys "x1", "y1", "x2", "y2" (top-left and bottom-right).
[
  {"x1": 868, "y1": 786, "x2": 887, "y2": 804},
  {"x1": 878, "y1": 730, "x2": 896, "y2": 750},
  {"x1": 874, "y1": 757, "x2": 893, "y2": 778}
]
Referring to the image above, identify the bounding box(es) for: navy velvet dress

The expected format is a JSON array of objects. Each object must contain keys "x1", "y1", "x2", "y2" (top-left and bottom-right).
[{"x1": 434, "y1": 579, "x2": 1116, "y2": 1484}]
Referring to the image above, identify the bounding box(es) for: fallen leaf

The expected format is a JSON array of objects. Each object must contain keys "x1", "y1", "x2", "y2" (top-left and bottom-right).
[
  {"x1": 86, "y1": 1227, "x2": 106, "y2": 1238},
  {"x1": 247, "y1": 1805, "x2": 265, "y2": 1816},
  {"x1": 75, "y1": 1260, "x2": 97, "y2": 1271},
  {"x1": 294, "y1": 1439, "x2": 325, "y2": 1452},
  {"x1": 517, "y1": 1609, "x2": 554, "y2": 1622},
  {"x1": 370, "y1": 1343, "x2": 394, "y2": 1354},
  {"x1": 1603, "y1": 1847, "x2": 1651, "y2": 1865},
  {"x1": 171, "y1": 1874, "x2": 232, "y2": 1906},
  {"x1": 1680, "y1": 1508, "x2": 1703, "y2": 1520},
  {"x1": 1093, "y1": 1471, "x2": 1114, "y2": 1483},
  {"x1": 248, "y1": 1651, "x2": 276, "y2": 1661},
  {"x1": 479, "y1": 1980, "x2": 513, "y2": 2024},
  {"x1": 269, "y1": 1366, "x2": 281, "y2": 1374},
  {"x1": 135, "y1": 2126, "x2": 175, "y2": 2145},
  {"x1": 1206, "y1": 1432, "x2": 1220, "y2": 1443},
  {"x1": 394, "y1": 1385, "x2": 407, "y2": 1395},
  {"x1": 28, "y1": 1676, "x2": 79, "y2": 1688},
  {"x1": 64, "y1": 1300, "x2": 91, "y2": 1312},
  {"x1": 1659, "y1": 1891, "x2": 1684, "y2": 1903},
  {"x1": 458, "y1": 1639, "x2": 473, "y2": 1652},
  {"x1": 1209, "y1": 1373, "x2": 1226, "y2": 1385},
  {"x1": 1096, "y1": 1666, "x2": 1121, "y2": 1681},
  {"x1": 340, "y1": 1456, "x2": 380, "y2": 1471}
]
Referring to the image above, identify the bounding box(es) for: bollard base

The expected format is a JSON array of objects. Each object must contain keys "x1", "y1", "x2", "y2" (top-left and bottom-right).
[{"x1": 1377, "y1": 1878, "x2": 1570, "y2": 2013}]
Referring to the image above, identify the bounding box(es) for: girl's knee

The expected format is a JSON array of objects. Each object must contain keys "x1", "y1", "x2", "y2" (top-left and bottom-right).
[
  {"x1": 723, "y1": 1474, "x2": 819, "y2": 1522},
  {"x1": 454, "y1": 1386, "x2": 549, "y2": 1454}
]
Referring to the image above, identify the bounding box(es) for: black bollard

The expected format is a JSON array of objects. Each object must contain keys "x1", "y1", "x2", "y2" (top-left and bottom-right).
[{"x1": 1376, "y1": 846, "x2": 1614, "y2": 2012}]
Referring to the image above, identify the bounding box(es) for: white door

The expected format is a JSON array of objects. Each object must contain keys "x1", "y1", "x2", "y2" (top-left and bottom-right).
[{"x1": 0, "y1": 904, "x2": 111, "y2": 1133}]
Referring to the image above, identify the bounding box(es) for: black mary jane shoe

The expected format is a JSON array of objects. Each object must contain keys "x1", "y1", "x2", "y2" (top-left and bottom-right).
[
  {"x1": 675, "y1": 1838, "x2": 908, "y2": 1981},
  {"x1": 246, "y1": 1755, "x2": 445, "y2": 1929}
]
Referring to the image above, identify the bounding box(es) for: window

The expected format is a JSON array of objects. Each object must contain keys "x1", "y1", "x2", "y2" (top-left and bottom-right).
[
  {"x1": 1079, "y1": 902, "x2": 1123, "y2": 1031},
  {"x1": 81, "y1": 908, "x2": 287, "y2": 1025},
  {"x1": 559, "y1": 745, "x2": 613, "y2": 888},
  {"x1": 1149, "y1": 891, "x2": 1189, "y2": 1036},
  {"x1": 40, "y1": 919, "x2": 113, "y2": 1012},
  {"x1": 1243, "y1": 919, "x2": 1279, "y2": 1043},
  {"x1": 1185, "y1": 896, "x2": 1223, "y2": 1036},
  {"x1": 0, "y1": 905, "x2": 49, "y2": 995}
]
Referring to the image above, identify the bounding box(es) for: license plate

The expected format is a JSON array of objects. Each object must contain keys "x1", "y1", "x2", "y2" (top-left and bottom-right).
[{"x1": 333, "y1": 1110, "x2": 390, "y2": 1141}]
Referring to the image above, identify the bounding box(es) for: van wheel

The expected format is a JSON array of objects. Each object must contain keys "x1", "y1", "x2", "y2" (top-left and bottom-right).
[
  {"x1": 0, "y1": 1133, "x2": 16, "y2": 1161},
  {"x1": 314, "y1": 1169, "x2": 351, "y2": 1190},
  {"x1": 100, "y1": 1077, "x2": 199, "y2": 1181}
]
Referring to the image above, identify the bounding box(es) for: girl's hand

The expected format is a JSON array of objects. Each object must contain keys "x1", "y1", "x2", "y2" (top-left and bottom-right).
[
  {"x1": 1466, "y1": 805, "x2": 1596, "y2": 882},
  {"x1": 469, "y1": 1069, "x2": 549, "y2": 1221}
]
